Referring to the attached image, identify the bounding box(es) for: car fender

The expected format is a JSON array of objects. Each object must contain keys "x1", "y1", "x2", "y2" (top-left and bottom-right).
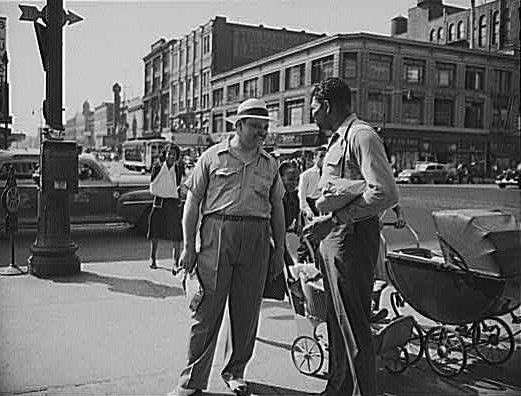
[{"x1": 117, "y1": 189, "x2": 153, "y2": 226}]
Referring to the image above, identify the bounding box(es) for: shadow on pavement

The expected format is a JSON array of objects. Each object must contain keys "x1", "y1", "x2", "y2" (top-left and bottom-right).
[
  {"x1": 248, "y1": 381, "x2": 317, "y2": 395},
  {"x1": 52, "y1": 270, "x2": 184, "y2": 299},
  {"x1": 256, "y1": 336, "x2": 293, "y2": 352}
]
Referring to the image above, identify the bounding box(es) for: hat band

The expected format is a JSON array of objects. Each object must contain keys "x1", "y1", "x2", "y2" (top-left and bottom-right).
[{"x1": 237, "y1": 107, "x2": 269, "y2": 118}]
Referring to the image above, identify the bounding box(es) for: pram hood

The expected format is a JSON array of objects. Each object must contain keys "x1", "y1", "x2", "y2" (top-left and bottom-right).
[{"x1": 432, "y1": 209, "x2": 521, "y2": 278}]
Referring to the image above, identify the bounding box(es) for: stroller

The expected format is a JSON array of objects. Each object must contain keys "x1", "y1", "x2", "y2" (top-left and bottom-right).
[
  {"x1": 284, "y1": 231, "x2": 415, "y2": 377},
  {"x1": 385, "y1": 209, "x2": 521, "y2": 377}
]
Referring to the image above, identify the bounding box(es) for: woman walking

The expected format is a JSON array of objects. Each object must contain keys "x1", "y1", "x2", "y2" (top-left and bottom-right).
[{"x1": 148, "y1": 144, "x2": 184, "y2": 273}]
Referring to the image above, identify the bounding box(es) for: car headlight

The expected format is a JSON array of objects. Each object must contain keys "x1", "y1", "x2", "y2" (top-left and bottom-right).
[{"x1": 113, "y1": 191, "x2": 120, "y2": 199}]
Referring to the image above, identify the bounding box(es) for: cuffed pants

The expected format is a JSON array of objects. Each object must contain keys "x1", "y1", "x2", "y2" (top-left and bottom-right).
[
  {"x1": 319, "y1": 217, "x2": 379, "y2": 396},
  {"x1": 177, "y1": 215, "x2": 270, "y2": 390}
]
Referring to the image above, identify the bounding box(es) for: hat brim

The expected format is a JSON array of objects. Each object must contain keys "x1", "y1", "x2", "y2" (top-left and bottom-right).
[{"x1": 225, "y1": 114, "x2": 275, "y2": 124}]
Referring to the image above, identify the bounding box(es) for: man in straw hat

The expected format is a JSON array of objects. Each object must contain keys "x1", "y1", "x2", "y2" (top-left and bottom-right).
[{"x1": 170, "y1": 98, "x2": 286, "y2": 396}]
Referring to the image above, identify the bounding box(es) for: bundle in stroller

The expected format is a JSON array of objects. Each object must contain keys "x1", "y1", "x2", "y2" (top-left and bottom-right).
[{"x1": 284, "y1": 238, "x2": 415, "y2": 377}]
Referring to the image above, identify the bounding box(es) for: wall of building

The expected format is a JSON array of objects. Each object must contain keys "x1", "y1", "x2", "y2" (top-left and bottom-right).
[
  {"x1": 93, "y1": 103, "x2": 114, "y2": 148},
  {"x1": 126, "y1": 96, "x2": 144, "y2": 139}
]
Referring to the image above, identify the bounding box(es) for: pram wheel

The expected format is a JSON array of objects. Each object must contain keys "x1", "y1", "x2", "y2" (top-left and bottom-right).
[
  {"x1": 471, "y1": 316, "x2": 515, "y2": 365},
  {"x1": 405, "y1": 321, "x2": 425, "y2": 365},
  {"x1": 425, "y1": 326, "x2": 467, "y2": 377},
  {"x1": 291, "y1": 335, "x2": 324, "y2": 375},
  {"x1": 384, "y1": 346, "x2": 409, "y2": 374}
]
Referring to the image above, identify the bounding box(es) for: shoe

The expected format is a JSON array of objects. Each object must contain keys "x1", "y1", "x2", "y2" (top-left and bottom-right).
[
  {"x1": 224, "y1": 379, "x2": 248, "y2": 395},
  {"x1": 149, "y1": 261, "x2": 157, "y2": 269},
  {"x1": 166, "y1": 386, "x2": 202, "y2": 396}
]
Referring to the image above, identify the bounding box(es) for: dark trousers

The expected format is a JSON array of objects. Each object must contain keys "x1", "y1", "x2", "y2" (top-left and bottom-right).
[{"x1": 319, "y1": 217, "x2": 379, "y2": 396}]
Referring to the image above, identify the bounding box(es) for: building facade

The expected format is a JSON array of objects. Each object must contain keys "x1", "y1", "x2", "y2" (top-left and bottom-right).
[
  {"x1": 126, "y1": 96, "x2": 144, "y2": 140},
  {"x1": 93, "y1": 102, "x2": 114, "y2": 149},
  {"x1": 393, "y1": 0, "x2": 520, "y2": 55},
  {"x1": 142, "y1": 16, "x2": 323, "y2": 140},
  {"x1": 210, "y1": 33, "x2": 519, "y2": 172}
]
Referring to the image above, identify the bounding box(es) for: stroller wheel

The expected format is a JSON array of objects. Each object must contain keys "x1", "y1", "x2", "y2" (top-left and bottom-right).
[
  {"x1": 384, "y1": 346, "x2": 409, "y2": 374},
  {"x1": 405, "y1": 321, "x2": 425, "y2": 365},
  {"x1": 291, "y1": 335, "x2": 324, "y2": 376},
  {"x1": 425, "y1": 326, "x2": 467, "y2": 378},
  {"x1": 471, "y1": 316, "x2": 515, "y2": 365}
]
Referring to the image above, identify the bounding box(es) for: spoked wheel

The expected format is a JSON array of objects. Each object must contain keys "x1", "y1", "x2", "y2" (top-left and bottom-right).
[
  {"x1": 291, "y1": 335, "x2": 324, "y2": 375},
  {"x1": 471, "y1": 316, "x2": 515, "y2": 365},
  {"x1": 384, "y1": 346, "x2": 409, "y2": 374},
  {"x1": 425, "y1": 326, "x2": 467, "y2": 377},
  {"x1": 405, "y1": 321, "x2": 425, "y2": 365}
]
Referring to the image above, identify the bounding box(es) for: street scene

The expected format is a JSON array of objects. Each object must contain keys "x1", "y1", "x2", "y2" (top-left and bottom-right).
[{"x1": 1, "y1": 0, "x2": 520, "y2": 395}]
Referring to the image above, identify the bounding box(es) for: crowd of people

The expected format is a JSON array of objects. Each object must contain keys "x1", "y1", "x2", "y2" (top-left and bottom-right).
[{"x1": 148, "y1": 77, "x2": 403, "y2": 396}]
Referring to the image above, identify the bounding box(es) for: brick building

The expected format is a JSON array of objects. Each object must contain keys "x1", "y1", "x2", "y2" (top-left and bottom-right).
[
  {"x1": 142, "y1": 16, "x2": 323, "y2": 139},
  {"x1": 93, "y1": 102, "x2": 114, "y2": 149},
  {"x1": 392, "y1": 0, "x2": 520, "y2": 55},
  {"x1": 210, "y1": 32, "x2": 519, "y2": 172}
]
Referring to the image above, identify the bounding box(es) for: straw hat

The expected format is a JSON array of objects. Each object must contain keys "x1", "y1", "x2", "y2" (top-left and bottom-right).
[{"x1": 225, "y1": 98, "x2": 275, "y2": 125}]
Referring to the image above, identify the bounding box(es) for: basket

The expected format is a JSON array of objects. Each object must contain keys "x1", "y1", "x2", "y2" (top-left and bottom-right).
[{"x1": 300, "y1": 278, "x2": 328, "y2": 322}]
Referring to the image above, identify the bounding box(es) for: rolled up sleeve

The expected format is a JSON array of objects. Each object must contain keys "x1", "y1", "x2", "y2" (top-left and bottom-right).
[
  {"x1": 184, "y1": 152, "x2": 210, "y2": 200},
  {"x1": 340, "y1": 130, "x2": 398, "y2": 221}
]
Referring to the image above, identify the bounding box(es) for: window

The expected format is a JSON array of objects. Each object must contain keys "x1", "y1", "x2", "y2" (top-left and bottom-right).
[
  {"x1": 342, "y1": 53, "x2": 357, "y2": 79},
  {"x1": 194, "y1": 75, "x2": 199, "y2": 92},
  {"x1": 311, "y1": 55, "x2": 334, "y2": 84},
  {"x1": 161, "y1": 93, "x2": 169, "y2": 128},
  {"x1": 202, "y1": 94, "x2": 209, "y2": 109},
  {"x1": 173, "y1": 51, "x2": 178, "y2": 70},
  {"x1": 263, "y1": 71, "x2": 280, "y2": 95},
  {"x1": 403, "y1": 58, "x2": 425, "y2": 85},
  {"x1": 465, "y1": 67, "x2": 484, "y2": 90},
  {"x1": 430, "y1": 29, "x2": 436, "y2": 42},
  {"x1": 186, "y1": 99, "x2": 191, "y2": 111},
  {"x1": 457, "y1": 21, "x2": 465, "y2": 39},
  {"x1": 243, "y1": 78, "x2": 258, "y2": 99},
  {"x1": 448, "y1": 24, "x2": 455, "y2": 41},
  {"x1": 172, "y1": 103, "x2": 177, "y2": 115},
  {"x1": 434, "y1": 98, "x2": 454, "y2": 126},
  {"x1": 504, "y1": 8, "x2": 511, "y2": 41},
  {"x1": 172, "y1": 83, "x2": 178, "y2": 100},
  {"x1": 186, "y1": 45, "x2": 191, "y2": 64},
  {"x1": 436, "y1": 63, "x2": 455, "y2": 87},
  {"x1": 367, "y1": 92, "x2": 391, "y2": 123},
  {"x1": 187, "y1": 78, "x2": 192, "y2": 96},
  {"x1": 213, "y1": 88, "x2": 224, "y2": 107},
  {"x1": 285, "y1": 64, "x2": 305, "y2": 89},
  {"x1": 478, "y1": 15, "x2": 487, "y2": 47},
  {"x1": 493, "y1": 69, "x2": 512, "y2": 94},
  {"x1": 152, "y1": 57, "x2": 161, "y2": 91},
  {"x1": 162, "y1": 55, "x2": 170, "y2": 88},
  {"x1": 145, "y1": 64, "x2": 152, "y2": 94},
  {"x1": 212, "y1": 113, "x2": 224, "y2": 133},
  {"x1": 492, "y1": 11, "x2": 500, "y2": 45},
  {"x1": 402, "y1": 94, "x2": 424, "y2": 125},
  {"x1": 284, "y1": 99, "x2": 304, "y2": 126},
  {"x1": 227, "y1": 83, "x2": 240, "y2": 103},
  {"x1": 193, "y1": 97, "x2": 198, "y2": 110},
  {"x1": 203, "y1": 35, "x2": 210, "y2": 54},
  {"x1": 266, "y1": 103, "x2": 279, "y2": 130},
  {"x1": 492, "y1": 96, "x2": 510, "y2": 129},
  {"x1": 179, "y1": 49, "x2": 184, "y2": 67},
  {"x1": 202, "y1": 71, "x2": 210, "y2": 88},
  {"x1": 464, "y1": 100, "x2": 484, "y2": 128},
  {"x1": 194, "y1": 41, "x2": 198, "y2": 59},
  {"x1": 438, "y1": 27, "x2": 444, "y2": 42},
  {"x1": 368, "y1": 54, "x2": 392, "y2": 81},
  {"x1": 0, "y1": 160, "x2": 39, "y2": 180}
]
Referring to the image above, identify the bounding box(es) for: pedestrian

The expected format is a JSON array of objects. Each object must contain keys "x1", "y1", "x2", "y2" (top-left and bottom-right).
[
  {"x1": 298, "y1": 146, "x2": 326, "y2": 220},
  {"x1": 147, "y1": 144, "x2": 183, "y2": 272},
  {"x1": 170, "y1": 98, "x2": 285, "y2": 396},
  {"x1": 305, "y1": 77, "x2": 398, "y2": 396}
]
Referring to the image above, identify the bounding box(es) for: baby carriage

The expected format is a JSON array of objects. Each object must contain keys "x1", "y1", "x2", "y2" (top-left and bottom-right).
[
  {"x1": 284, "y1": 232, "x2": 415, "y2": 377},
  {"x1": 385, "y1": 209, "x2": 521, "y2": 377}
]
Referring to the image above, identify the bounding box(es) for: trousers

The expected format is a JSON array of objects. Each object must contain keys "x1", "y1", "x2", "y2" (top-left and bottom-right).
[
  {"x1": 177, "y1": 215, "x2": 270, "y2": 390},
  {"x1": 319, "y1": 217, "x2": 379, "y2": 396}
]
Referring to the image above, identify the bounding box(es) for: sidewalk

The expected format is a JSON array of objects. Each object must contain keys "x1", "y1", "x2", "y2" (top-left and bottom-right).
[{"x1": 1, "y1": 259, "x2": 520, "y2": 396}]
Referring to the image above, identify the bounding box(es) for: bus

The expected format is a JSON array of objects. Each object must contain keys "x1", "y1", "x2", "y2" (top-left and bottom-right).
[{"x1": 122, "y1": 138, "x2": 171, "y2": 172}]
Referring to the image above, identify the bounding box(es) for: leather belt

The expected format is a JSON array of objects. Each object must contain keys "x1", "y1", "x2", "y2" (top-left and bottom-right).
[{"x1": 206, "y1": 213, "x2": 269, "y2": 223}]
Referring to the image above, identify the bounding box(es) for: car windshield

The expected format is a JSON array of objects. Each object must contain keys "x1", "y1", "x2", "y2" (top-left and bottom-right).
[{"x1": 415, "y1": 164, "x2": 429, "y2": 171}]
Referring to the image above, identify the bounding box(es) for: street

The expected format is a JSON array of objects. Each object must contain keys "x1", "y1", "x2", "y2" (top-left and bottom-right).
[{"x1": 2, "y1": 184, "x2": 519, "y2": 267}]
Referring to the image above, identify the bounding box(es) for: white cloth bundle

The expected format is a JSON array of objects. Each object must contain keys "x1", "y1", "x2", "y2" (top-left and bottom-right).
[
  {"x1": 315, "y1": 178, "x2": 366, "y2": 213},
  {"x1": 150, "y1": 162, "x2": 179, "y2": 198}
]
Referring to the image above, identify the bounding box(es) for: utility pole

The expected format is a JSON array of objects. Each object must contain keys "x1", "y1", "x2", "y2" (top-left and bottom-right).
[{"x1": 20, "y1": 1, "x2": 83, "y2": 277}]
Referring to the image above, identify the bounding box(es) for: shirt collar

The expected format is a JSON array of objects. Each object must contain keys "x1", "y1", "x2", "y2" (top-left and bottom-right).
[
  {"x1": 336, "y1": 113, "x2": 357, "y2": 140},
  {"x1": 216, "y1": 135, "x2": 271, "y2": 159}
]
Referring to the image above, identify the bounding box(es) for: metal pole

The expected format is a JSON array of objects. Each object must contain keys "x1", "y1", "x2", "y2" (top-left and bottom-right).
[{"x1": 10, "y1": 229, "x2": 15, "y2": 266}]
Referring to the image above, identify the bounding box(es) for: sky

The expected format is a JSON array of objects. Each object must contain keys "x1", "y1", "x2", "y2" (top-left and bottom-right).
[{"x1": 1, "y1": 0, "x2": 473, "y2": 137}]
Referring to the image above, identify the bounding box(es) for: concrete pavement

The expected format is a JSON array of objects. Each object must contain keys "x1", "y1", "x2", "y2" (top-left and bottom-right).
[{"x1": 1, "y1": 259, "x2": 520, "y2": 396}]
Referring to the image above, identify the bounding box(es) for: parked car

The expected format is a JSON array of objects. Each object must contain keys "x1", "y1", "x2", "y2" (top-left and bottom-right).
[
  {"x1": 0, "y1": 150, "x2": 152, "y2": 233},
  {"x1": 396, "y1": 162, "x2": 454, "y2": 184},
  {"x1": 495, "y1": 167, "x2": 521, "y2": 189}
]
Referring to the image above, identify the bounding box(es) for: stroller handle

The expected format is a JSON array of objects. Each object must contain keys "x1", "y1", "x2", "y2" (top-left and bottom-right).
[{"x1": 382, "y1": 222, "x2": 420, "y2": 249}]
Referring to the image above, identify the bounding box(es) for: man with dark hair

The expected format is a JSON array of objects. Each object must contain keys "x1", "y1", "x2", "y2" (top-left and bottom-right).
[{"x1": 305, "y1": 78, "x2": 398, "y2": 396}]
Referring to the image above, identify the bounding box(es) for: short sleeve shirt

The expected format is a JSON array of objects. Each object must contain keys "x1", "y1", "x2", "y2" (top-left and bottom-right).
[{"x1": 185, "y1": 137, "x2": 285, "y2": 219}]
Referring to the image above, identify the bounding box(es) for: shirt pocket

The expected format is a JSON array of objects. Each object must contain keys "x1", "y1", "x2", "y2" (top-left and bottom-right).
[
  {"x1": 322, "y1": 147, "x2": 344, "y2": 178},
  {"x1": 207, "y1": 167, "x2": 240, "y2": 204},
  {"x1": 252, "y1": 170, "x2": 272, "y2": 199}
]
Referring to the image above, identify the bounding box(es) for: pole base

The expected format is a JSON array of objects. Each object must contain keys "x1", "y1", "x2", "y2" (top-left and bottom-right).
[
  {"x1": 28, "y1": 243, "x2": 81, "y2": 277},
  {"x1": 0, "y1": 264, "x2": 26, "y2": 276}
]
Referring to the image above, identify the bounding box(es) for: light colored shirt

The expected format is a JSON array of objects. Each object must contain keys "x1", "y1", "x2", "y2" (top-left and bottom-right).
[
  {"x1": 298, "y1": 165, "x2": 322, "y2": 213},
  {"x1": 185, "y1": 137, "x2": 285, "y2": 219},
  {"x1": 320, "y1": 113, "x2": 398, "y2": 222}
]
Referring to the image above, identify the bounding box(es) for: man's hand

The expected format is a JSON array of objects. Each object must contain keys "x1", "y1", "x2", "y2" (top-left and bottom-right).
[
  {"x1": 304, "y1": 208, "x2": 315, "y2": 221},
  {"x1": 303, "y1": 214, "x2": 335, "y2": 244},
  {"x1": 268, "y1": 245, "x2": 285, "y2": 280},
  {"x1": 179, "y1": 245, "x2": 197, "y2": 273}
]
